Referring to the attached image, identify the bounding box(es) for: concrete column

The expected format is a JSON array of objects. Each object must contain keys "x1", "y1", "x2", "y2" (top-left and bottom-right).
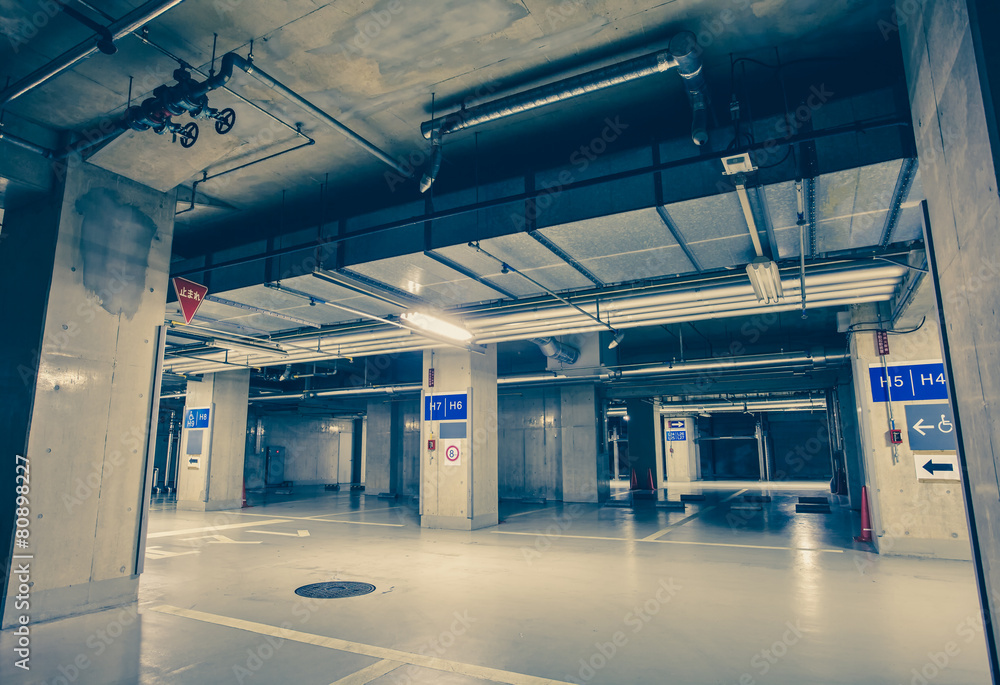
[
  {"x1": 559, "y1": 385, "x2": 609, "y2": 503},
  {"x1": 898, "y1": 0, "x2": 1000, "y2": 672},
  {"x1": 663, "y1": 415, "x2": 700, "y2": 483},
  {"x1": 420, "y1": 346, "x2": 498, "y2": 530},
  {"x1": 1, "y1": 162, "x2": 174, "y2": 626},
  {"x1": 625, "y1": 398, "x2": 656, "y2": 490},
  {"x1": 364, "y1": 399, "x2": 392, "y2": 496},
  {"x1": 849, "y1": 304, "x2": 970, "y2": 560},
  {"x1": 176, "y1": 370, "x2": 250, "y2": 511}
]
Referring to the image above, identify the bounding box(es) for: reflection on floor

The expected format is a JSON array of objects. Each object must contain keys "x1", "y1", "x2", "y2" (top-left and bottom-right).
[{"x1": 2, "y1": 486, "x2": 988, "y2": 685}]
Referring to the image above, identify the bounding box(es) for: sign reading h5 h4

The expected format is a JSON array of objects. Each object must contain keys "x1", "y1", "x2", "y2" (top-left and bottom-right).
[
  {"x1": 424, "y1": 393, "x2": 468, "y2": 421},
  {"x1": 869, "y1": 361, "x2": 948, "y2": 402}
]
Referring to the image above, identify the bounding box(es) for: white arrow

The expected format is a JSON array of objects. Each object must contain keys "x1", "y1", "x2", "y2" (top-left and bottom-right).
[
  {"x1": 249, "y1": 529, "x2": 310, "y2": 537},
  {"x1": 912, "y1": 418, "x2": 931, "y2": 436}
]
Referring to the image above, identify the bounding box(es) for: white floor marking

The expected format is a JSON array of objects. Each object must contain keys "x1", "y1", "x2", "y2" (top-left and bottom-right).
[
  {"x1": 329, "y1": 659, "x2": 403, "y2": 684},
  {"x1": 145, "y1": 546, "x2": 200, "y2": 559},
  {"x1": 642, "y1": 488, "x2": 748, "y2": 541},
  {"x1": 149, "y1": 605, "x2": 577, "y2": 685},
  {"x1": 147, "y1": 519, "x2": 287, "y2": 538},
  {"x1": 491, "y1": 529, "x2": 844, "y2": 553},
  {"x1": 181, "y1": 534, "x2": 261, "y2": 545},
  {"x1": 250, "y1": 529, "x2": 310, "y2": 537}
]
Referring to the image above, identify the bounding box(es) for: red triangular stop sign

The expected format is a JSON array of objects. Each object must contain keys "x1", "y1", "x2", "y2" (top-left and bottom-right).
[{"x1": 172, "y1": 277, "x2": 209, "y2": 324}]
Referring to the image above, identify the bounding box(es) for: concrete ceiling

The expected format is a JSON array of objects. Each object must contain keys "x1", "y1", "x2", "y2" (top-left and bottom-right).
[
  {"x1": 2, "y1": 0, "x2": 897, "y2": 230},
  {"x1": 2, "y1": 0, "x2": 925, "y2": 398}
]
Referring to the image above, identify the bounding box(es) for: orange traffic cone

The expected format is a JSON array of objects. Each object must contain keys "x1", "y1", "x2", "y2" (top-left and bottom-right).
[
  {"x1": 242, "y1": 479, "x2": 252, "y2": 508},
  {"x1": 854, "y1": 485, "x2": 872, "y2": 543},
  {"x1": 630, "y1": 468, "x2": 638, "y2": 491},
  {"x1": 647, "y1": 469, "x2": 656, "y2": 490}
]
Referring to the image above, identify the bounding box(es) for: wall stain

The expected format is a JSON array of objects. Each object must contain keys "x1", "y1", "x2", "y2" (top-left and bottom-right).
[{"x1": 75, "y1": 188, "x2": 157, "y2": 319}]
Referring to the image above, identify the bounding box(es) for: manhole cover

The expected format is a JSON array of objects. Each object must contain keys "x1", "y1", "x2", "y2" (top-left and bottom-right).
[{"x1": 294, "y1": 581, "x2": 376, "y2": 599}]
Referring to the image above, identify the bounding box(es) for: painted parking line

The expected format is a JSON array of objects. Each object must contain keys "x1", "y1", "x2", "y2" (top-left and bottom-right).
[
  {"x1": 503, "y1": 508, "x2": 550, "y2": 519},
  {"x1": 228, "y1": 512, "x2": 405, "y2": 527},
  {"x1": 642, "y1": 488, "x2": 748, "y2": 541},
  {"x1": 329, "y1": 659, "x2": 403, "y2": 684},
  {"x1": 147, "y1": 519, "x2": 288, "y2": 538},
  {"x1": 491, "y1": 529, "x2": 843, "y2": 554},
  {"x1": 149, "y1": 605, "x2": 576, "y2": 685}
]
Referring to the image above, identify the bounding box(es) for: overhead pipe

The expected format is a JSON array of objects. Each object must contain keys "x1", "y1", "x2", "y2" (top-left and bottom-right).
[
  {"x1": 0, "y1": 0, "x2": 187, "y2": 106},
  {"x1": 236, "y1": 351, "x2": 841, "y2": 403},
  {"x1": 421, "y1": 31, "x2": 708, "y2": 146},
  {"x1": 201, "y1": 53, "x2": 407, "y2": 174},
  {"x1": 164, "y1": 279, "x2": 900, "y2": 374},
  {"x1": 529, "y1": 337, "x2": 580, "y2": 365}
]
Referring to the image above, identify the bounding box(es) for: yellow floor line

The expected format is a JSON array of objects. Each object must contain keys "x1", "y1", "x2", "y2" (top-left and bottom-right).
[
  {"x1": 329, "y1": 659, "x2": 403, "y2": 684},
  {"x1": 149, "y1": 605, "x2": 575, "y2": 685},
  {"x1": 147, "y1": 519, "x2": 288, "y2": 538},
  {"x1": 491, "y1": 529, "x2": 843, "y2": 553}
]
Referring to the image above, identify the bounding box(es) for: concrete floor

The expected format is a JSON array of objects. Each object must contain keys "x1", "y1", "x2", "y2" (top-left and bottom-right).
[{"x1": 2, "y1": 486, "x2": 989, "y2": 684}]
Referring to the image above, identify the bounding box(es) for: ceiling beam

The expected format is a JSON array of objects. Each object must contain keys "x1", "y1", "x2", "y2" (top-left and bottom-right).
[
  {"x1": 879, "y1": 157, "x2": 918, "y2": 249},
  {"x1": 423, "y1": 250, "x2": 520, "y2": 300},
  {"x1": 655, "y1": 205, "x2": 703, "y2": 272}
]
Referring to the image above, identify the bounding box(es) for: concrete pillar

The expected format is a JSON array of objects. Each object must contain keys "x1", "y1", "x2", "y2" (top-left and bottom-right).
[
  {"x1": 176, "y1": 370, "x2": 250, "y2": 511},
  {"x1": 662, "y1": 415, "x2": 700, "y2": 483},
  {"x1": 0, "y1": 162, "x2": 174, "y2": 626},
  {"x1": 420, "y1": 346, "x2": 498, "y2": 530},
  {"x1": 625, "y1": 398, "x2": 656, "y2": 490},
  {"x1": 849, "y1": 304, "x2": 970, "y2": 560},
  {"x1": 364, "y1": 399, "x2": 392, "y2": 495},
  {"x1": 559, "y1": 385, "x2": 609, "y2": 503},
  {"x1": 897, "y1": 0, "x2": 1000, "y2": 672}
]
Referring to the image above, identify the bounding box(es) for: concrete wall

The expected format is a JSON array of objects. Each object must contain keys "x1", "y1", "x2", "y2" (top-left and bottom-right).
[
  {"x1": 898, "y1": 0, "x2": 1000, "y2": 667},
  {"x1": 258, "y1": 415, "x2": 354, "y2": 485},
  {"x1": 850, "y1": 304, "x2": 970, "y2": 559}
]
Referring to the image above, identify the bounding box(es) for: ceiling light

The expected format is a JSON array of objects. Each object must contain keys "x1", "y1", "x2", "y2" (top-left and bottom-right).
[
  {"x1": 608, "y1": 329, "x2": 625, "y2": 349},
  {"x1": 745, "y1": 257, "x2": 784, "y2": 303},
  {"x1": 400, "y1": 311, "x2": 474, "y2": 342}
]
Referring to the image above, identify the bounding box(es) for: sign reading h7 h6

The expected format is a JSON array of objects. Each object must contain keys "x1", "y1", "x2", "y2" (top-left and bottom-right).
[
  {"x1": 424, "y1": 393, "x2": 468, "y2": 421},
  {"x1": 869, "y1": 361, "x2": 948, "y2": 402}
]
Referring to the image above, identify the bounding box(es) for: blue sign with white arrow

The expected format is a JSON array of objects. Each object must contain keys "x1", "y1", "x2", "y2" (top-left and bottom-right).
[{"x1": 904, "y1": 403, "x2": 957, "y2": 451}]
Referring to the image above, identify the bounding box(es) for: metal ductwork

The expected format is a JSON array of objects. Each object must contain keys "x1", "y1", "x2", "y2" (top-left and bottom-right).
[
  {"x1": 528, "y1": 337, "x2": 580, "y2": 365},
  {"x1": 0, "y1": 0, "x2": 187, "y2": 107},
  {"x1": 226, "y1": 350, "x2": 843, "y2": 403},
  {"x1": 420, "y1": 30, "x2": 709, "y2": 145}
]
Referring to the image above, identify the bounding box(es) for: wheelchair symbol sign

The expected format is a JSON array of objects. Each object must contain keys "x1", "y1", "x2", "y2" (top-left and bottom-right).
[
  {"x1": 444, "y1": 444, "x2": 461, "y2": 465},
  {"x1": 904, "y1": 403, "x2": 958, "y2": 452}
]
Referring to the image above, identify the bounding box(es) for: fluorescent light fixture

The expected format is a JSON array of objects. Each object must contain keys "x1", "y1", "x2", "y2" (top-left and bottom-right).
[
  {"x1": 746, "y1": 257, "x2": 784, "y2": 303},
  {"x1": 608, "y1": 329, "x2": 625, "y2": 349},
  {"x1": 400, "y1": 311, "x2": 474, "y2": 342}
]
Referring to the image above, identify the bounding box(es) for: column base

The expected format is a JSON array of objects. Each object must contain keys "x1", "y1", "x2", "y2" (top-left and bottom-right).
[
  {"x1": 176, "y1": 499, "x2": 243, "y2": 511},
  {"x1": 3, "y1": 575, "x2": 138, "y2": 628},
  {"x1": 421, "y1": 512, "x2": 498, "y2": 530}
]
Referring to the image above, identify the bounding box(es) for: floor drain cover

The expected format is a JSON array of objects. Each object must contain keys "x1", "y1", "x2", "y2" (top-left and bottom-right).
[{"x1": 294, "y1": 581, "x2": 376, "y2": 599}]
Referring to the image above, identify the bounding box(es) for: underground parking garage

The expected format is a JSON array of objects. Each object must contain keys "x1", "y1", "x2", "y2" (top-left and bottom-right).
[{"x1": 2, "y1": 0, "x2": 1000, "y2": 683}]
